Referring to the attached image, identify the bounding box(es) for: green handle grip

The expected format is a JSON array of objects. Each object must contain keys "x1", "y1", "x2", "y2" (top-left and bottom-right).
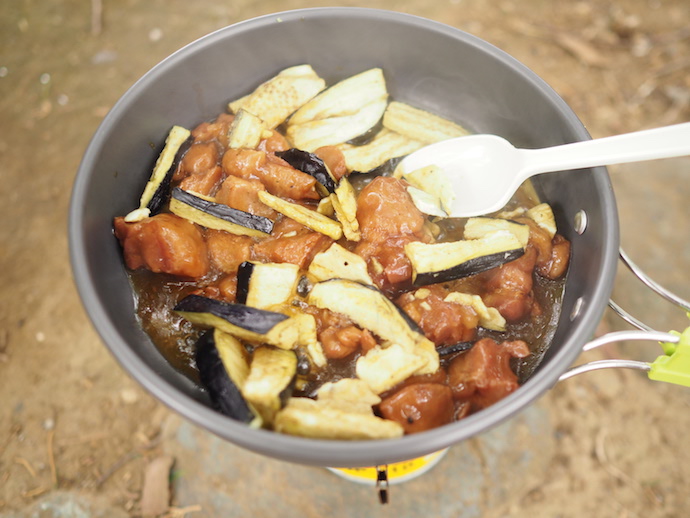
[{"x1": 648, "y1": 320, "x2": 690, "y2": 387}]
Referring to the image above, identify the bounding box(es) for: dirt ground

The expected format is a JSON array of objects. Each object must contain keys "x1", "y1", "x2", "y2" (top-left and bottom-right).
[{"x1": 2, "y1": 0, "x2": 690, "y2": 516}]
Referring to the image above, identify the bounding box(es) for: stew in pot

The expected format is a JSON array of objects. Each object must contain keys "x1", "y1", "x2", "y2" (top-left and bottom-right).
[{"x1": 113, "y1": 66, "x2": 570, "y2": 439}]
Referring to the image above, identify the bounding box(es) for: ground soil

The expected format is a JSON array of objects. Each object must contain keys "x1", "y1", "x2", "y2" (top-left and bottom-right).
[{"x1": 2, "y1": 0, "x2": 690, "y2": 516}]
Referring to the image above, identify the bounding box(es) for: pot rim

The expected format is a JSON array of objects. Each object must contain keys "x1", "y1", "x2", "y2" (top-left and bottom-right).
[{"x1": 68, "y1": 7, "x2": 619, "y2": 468}]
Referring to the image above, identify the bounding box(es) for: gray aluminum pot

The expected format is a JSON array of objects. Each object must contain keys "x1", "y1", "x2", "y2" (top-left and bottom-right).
[{"x1": 68, "y1": 7, "x2": 619, "y2": 468}]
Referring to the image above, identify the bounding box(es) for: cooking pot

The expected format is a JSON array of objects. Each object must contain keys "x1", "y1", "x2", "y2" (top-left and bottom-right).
[{"x1": 69, "y1": 7, "x2": 620, "y2": 468}]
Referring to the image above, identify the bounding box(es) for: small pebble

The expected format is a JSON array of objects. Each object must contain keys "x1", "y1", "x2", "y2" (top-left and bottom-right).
[
  {"x1": 0, "y1": 67, "x2": 8, "y2": 78},
  {"x1": 57, "y1": 94, "x2": 69, "y2": 106},
  {"x1": 91, "y1": 49, "x2": 118, "y2": 65},
  {"x1": 36, "y1": 331, "x2": 45, "y2": 342},
  {"x1": 39, "y1": 73, "x2": 51, "y2": 85},
  {"x1": 121, "y1": 388, "x2": 140, "y2": 404},
  {"x1": 148, "y1": 28, "x2": 163, "y2": 42},
  {"x1": 43, "y1": 418, "x2": 55, "y2": 430}
]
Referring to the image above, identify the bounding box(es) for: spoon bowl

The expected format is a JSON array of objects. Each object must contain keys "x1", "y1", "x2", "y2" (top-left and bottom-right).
[{"x1": 399, "y1": 122, "x2": 690, "y2": 218}]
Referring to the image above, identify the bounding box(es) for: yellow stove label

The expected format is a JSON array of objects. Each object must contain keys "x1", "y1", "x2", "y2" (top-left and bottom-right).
[{"x1": 329, "y1": 449, "x2": 448, "y2": 485}]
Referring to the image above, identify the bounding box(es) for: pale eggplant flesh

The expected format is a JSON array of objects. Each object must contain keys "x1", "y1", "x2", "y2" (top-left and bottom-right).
[
  {"x1": 242, "y1": 346, "x2": 298, "y2": 424},
  {"x1": 307, "y1": 279, "x2": 425, "y2": 346},
  {"x1": 236, "y1": 261, "x2": 301, "y2": 310}
]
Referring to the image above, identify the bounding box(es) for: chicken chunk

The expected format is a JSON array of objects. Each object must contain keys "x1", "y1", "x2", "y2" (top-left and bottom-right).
[
  {"x1": 448, "y1": 338, "x2": 530, "y2": 410},
  {"x1": 221, "y1": 148, "x2": 320, "y2": 201},
  {"x1": 113, "y1": 213, "x2": 208, "y2": 278}
]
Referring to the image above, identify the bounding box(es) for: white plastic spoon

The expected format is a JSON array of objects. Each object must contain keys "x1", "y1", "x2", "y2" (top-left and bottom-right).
[{"x1": 397, "y1": 122, "x2": 690, "y2": 218}]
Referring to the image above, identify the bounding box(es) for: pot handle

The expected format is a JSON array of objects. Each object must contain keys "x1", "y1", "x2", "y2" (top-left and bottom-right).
[{"x1": 558, "y1": 248, "x2": 690, "y2": 386}]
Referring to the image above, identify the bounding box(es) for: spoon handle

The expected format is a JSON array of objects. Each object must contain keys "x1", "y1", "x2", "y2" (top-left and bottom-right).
[{"x1": 520, "y1": 122, "x2": 690, "y2": 179}]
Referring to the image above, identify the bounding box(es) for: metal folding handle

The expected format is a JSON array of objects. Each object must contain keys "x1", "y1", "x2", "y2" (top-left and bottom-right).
[{"x1": 558, "y1": 248, "x2": 690, "y2": 385}]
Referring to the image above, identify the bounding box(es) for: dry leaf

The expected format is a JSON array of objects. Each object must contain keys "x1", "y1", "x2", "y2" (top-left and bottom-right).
[{"x1": 141, "y1": 455, "x2": 175, "y2": 517}]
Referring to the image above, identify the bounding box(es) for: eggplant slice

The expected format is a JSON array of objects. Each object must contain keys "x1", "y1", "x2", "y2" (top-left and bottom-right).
[
  {"x1": 308, "y1": 243, "x2": 374, "y2": 285},
  {"x1": 169, "y1": 187, "x2": 273, "y2": 237},
  {"x1": 227, "y1": 109, "x2": 269, "y2": 150},
  {"x1": 337, "y1": 128, "x2": 424, "y2": 173},
  {"x1": 526, "y1": 203, "x2": 557, "y2": 238},
  {"x1": 405, "y1": 185, "x2": 449, "y2": 218},
  {"x1": 241, "y1": 346, "x2": 297, "y2": 425},
  {"x1": 307, "y1": 279, "x2": 424, "y2": 350},
  {"x1": 275, "y1": 378, "x2": 402, "y2": 439},
  {"x1": 195, "y1": 329, "x2": 261, "y2": 427},
  {"x1": 242, "y1": 261, "x2": 301, "y2": 310},
  {"x1": 330, "y1": 177, "x2": 361, "y2": 241},
  {"x1": 125, "y1": 125, "x2": 191, "y2": 222},
  {"x1": 228, "y1": 65, "x2": 326, "y2": 129},
  {"x1": 356, "y1": 343, "x2": 430, "y2": 394},
  {"x1": 463, "y1": 217, "x2": 530, "y2": 247},
  {"x1": 405, "y1": 231, "x2": 526, "y2": 286},
  {"x1": 307, "y1": 279, "x2": 440, "y2": 376},
  {"x1": 274, "y1": 396, "x2": 404, "y2": 440},
  {"x1": 257, "y1": 190, "x2": 342, "y2": 240},
  {"x1": 174, "y1": 294, "x2": 300, "y2": 349},
  {"x1": 400, "y1": 164, "x2": 455, "y2": 216},
  {"x1": 286, "y1": 68, "x2": 388, "y2": 151},
  {"x1": 444, "y1": 292, "x2": 507, "y2": 332},
  {"x1": 382, "y1": 101, "x2": 469, "y2": 144}
]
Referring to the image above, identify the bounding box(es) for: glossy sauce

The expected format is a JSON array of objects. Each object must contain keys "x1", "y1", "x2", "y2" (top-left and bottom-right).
[{"x1": 128, "y1": 178, "x2": 566, "y2": 391}]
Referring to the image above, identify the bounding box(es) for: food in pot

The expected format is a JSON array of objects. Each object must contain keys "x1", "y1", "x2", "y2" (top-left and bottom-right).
[{"x1": 113, "y1": 66, "x2": 571, "y2": 439}]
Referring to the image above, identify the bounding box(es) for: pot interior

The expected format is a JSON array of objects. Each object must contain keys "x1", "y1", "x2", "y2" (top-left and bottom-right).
[{"x1": 69, "y1": 7, "x2": 619, "y2": 467}]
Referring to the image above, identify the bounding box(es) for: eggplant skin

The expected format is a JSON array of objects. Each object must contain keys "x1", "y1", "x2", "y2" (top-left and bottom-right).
[
  {"x1": 436, "y1": 341, "x2": 474, "y2": 358},
  {"x1": 235, "y1": 261, "x2": 254, "y2": 305},
  {"x1": 412, "y1": 249, "x2": 524, "y2": 286},
  {"x1": 195, "y1": 330, "x2": 256, "y2": 424},
  {"x1": 276, "y1": 148, "x2": 337, "y2": 194},
  {"x1": 174, "y1": 294, "x2": 289, "y2": 335}
]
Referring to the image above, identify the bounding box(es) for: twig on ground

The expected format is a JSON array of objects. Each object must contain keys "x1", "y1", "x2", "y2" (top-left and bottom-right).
[
  {"x1": 163, "y1": 505, "x2": 203, "y2": 517},
  {"x1": 633, "y1": 58, "x2": 690, "y2": 103},
  {"x1": 507, "y1": 18, "x2": 610, "y2": 68},
  {"x1": 91, "y1": 0, "x2": 103, "y2": 36},
  {"x1": 594, "y1": 427, "x2": 661, "y2": 507},
  {"x1": 14, "y1": 458, "x2": 38, "y2": 479},
  {"x1": 58, "y1": 431, "x2": 110, "y2": 446},
  {"x1": 47, "y1": 430, "x2": 58, "y2": 487},
  {"x1": 21, "y1": 486, "x2": 49, "y2": 499},
  {"x1": 95, "y1": 450, "x2": 141, "y2": 488},
  {"x1": 595, "y1": 427, "x2": 634, "y2": 483}
]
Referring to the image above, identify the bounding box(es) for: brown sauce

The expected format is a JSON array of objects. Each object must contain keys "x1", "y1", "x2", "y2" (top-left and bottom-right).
[{"x1": 127, "y1": 180, "x2": 566, "y2": 389}]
